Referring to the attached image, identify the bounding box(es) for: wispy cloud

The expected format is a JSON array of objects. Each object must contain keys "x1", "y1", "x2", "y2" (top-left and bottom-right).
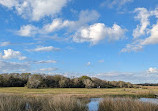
[
  {"x1": 0, "y1": 61, "x2": 30, "y2": 73},
  {"x1": 28, "y1": 46, "x2": 60, "y2": 52},
  {"x1": 121, "y1": 8, "x2": 158, "y2": 52},
  {"x1": 98, "y1": 59, "x2": 104, "y2": 63},
  {"x1": 101, "y1": 0, "x2": 133, "y2": 9},
  {"x1": 0, "y1": 42, "x2": 11, "y2": 47},
  {"x1": 34, "y1": 60, "x2": 57, "y2": 64},
  {"x1": 40, "y1": 67, "x2": 58, "y2": 72}
]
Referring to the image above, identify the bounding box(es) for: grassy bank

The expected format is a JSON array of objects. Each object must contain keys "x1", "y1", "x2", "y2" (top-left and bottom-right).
[
  {"x1": 98, "y1": 97, "x2": 158, "y2": 111},
  {"x1": 0, "y1": 87, "x2": 157, "y2": 98}
]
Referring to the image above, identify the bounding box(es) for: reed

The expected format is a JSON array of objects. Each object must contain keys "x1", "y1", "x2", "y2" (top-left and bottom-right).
[
  {"x1": 98, "y1": 97, "x2": 158, "y2": 111},
  {"x1": 0, "y1": 95, "x2": 87, "y2": 111}
]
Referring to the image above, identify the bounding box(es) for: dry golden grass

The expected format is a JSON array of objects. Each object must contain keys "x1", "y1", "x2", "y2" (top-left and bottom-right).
[
  {"x1": 0, "y1": 95, "x2": 88, "y2": 111},
  {"x1": 98, "y1": 97, "x2": 158, "y2": 111},
  {"x1": 0, "y1": 87, "x2": 157, "y2": 98}
]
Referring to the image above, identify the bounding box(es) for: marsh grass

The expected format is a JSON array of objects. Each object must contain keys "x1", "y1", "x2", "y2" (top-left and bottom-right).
[
  {"x1": 0, "y1": 95, "x2": 88, "y2": 111},
  {"x1": 42, "y1": 96, "x2": 88, "y2": 111},
  {"x1": 0, "y1": 87, "x2": 157, "y2": 98},
  {"x1": 98, "y1": 97, "x2": 158, "y2": 111}
]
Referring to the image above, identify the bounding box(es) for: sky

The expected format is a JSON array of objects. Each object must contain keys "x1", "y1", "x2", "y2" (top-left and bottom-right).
[{"x1": 0, "y1": 0, "x2": 158, "y2": 83}]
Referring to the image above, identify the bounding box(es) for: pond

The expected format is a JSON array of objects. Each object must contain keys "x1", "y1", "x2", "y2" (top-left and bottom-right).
[
  {"x1": 88, "y1": 98, "x2": 103, "y2": 111},
  {"x1": 88, "y1": 97, "x2": 158, "y2": 111},
  {"x1": 139, "y1": 98, "x2": 158, "y2": 104}
]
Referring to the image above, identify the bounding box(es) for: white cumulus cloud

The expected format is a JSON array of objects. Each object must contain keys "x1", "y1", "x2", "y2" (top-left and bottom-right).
[
  {"x1": 0, "y1": 49, "x2": 26, "y2": 60},
  {"x1": 73, "y1": 23, "x2": 126, "y2": 45},
  {"x1": 0, "y1": 0, "x2": 69, "y2": 21},
  {"x1": 17, "y1": 24, "x2": 39, "y2": 37},
  {"x1": 17, "y1": 10, "x2": 100, "y2": 37},
  {"x1": 142, "y1": 22, "x2": 158, "y2": 45},
  {"x1": 147, "y1": 67, "x2": 158, "y2": 74}
]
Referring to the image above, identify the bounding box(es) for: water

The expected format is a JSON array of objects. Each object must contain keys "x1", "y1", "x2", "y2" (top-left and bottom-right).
[
  {"x1": 139, "y1": 98, "x2": 158, "y2": 104},
  {"x1": 88, "y1": 97, "x2": 158, "y2": 111},
  {"x1": 88, "y1": 98, "x2": 103, "y2": 111}
]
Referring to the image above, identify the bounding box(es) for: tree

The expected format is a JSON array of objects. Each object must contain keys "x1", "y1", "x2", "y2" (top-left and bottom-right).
[
  {"x1": 83, "y1": 79, "x2": 94, "y2": 88},
  {"x1": 27, "y1": 74, "x2": 46, "y2": 88},
  {"x1": 59, "y1": 78, "x2": 70, "y2": 88},
  {"x1": 72, "y1": 78, "x2": 84, "y2": 88}
]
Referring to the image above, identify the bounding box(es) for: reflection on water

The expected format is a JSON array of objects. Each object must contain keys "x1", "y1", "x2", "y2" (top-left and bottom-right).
[
  {"x1": 139, "y1": 98, "x2": 158, "y2": 104},
  {"x1": 88, "y1": 98, "x2": 103, "y2": 111}
]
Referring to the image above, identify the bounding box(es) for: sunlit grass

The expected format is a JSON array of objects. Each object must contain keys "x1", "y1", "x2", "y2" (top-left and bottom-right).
[
  {"x1": 98, "y1": 97, "x2": 158, "y2": 111},
  {"x1": 0, "y1": 87, "x2": 157, "y2": 98}
]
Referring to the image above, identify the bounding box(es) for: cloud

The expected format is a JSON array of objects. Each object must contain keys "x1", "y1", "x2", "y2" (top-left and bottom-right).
[
  {"x1": 98, "y1": 60, "x2": 104, "y2": 63},
  {"x1": 122, "y1": 8, "x2": 158, "y2": 52},
  {"x1": 0, "y1": 0, "x2": 70, "y2": 21},
  {"x1": 101, "y1": 0, "x2": 133, "y2": 9},
  {"x1": 40, "y1": 67, "x2": 58, "y2": 72},
  {"x1": 42, "y1": 10, "x2": 99, "y2": 32},
  {"x1": 0, "y1": 49, "x2": 26, "y2": 60},
  {"x1": 73, "y1": 23, "x2": 126, "y2": 45},
  {"x1": 17, "y1": 25, "x2": 39, "y2": 37},
  {"x1": 17, "y1": 10, "x2": 100, "y2": 37},
  {"x1": 0, "y1": 42, "x2": 11, "y2": 46},
  {"x1": 94, "y1": 71, "x2": 158, "y2": 83},
  {"x1": 35, "y1": 60, "x2": 57, "y2": 64},
  {"x1": 141, "y1": 22, "x2": 158, "y2": 45},
  {"x1": 29, "y1": 46, "x2": 60, "y2": 52},
  {"x1": 0, "y1": 0, "x2": 18, "y2": 8},
  {"x1": 0, "y1": 61, "x2": 29, "y2": 73},
  {"x1": 133, "y1": 8, "x2": 150, "y2": 38},
  {"x1": 87, "y1": 62, "x2": 91, "y2": 66},
  {"x1": 42, "y1": 18, "x2": 66, "y2": 33},
  {"x1": 147, "y1": 67, "x2": 158, "y2": 74},
  {"x1": 121, "y1": 40, "x2": 143, "y2": 52}
]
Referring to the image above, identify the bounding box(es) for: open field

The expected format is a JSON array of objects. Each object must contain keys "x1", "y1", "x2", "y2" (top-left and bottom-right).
[{"x1": 0, "y1": 87, "x2": 157, "y2": 98}]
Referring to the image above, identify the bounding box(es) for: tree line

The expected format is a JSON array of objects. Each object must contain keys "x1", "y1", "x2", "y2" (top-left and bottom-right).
[
  {"x1": 137, "y1": 83, "x2": 158, "y2": 86},
  {"x1": 0, "y1": 73, "x2": 139, "y2": 88}
]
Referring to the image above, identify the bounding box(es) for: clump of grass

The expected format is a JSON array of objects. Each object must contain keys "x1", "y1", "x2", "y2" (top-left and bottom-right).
[
  {"x1": 0, "y1": 95, "x2": 26, "y2": 111},
  {"x1": 136, "y1": 90, "x2": 156, "y2": 98},
  {"x1": 0, "y1": 95, "x2": 87, "y2": 111},
  {"x1": 43, "y1": 96, "x2": 88, "y2": 111},
  {"x1": 98, "y1": 97, "x2": 158, "y2": 111}
]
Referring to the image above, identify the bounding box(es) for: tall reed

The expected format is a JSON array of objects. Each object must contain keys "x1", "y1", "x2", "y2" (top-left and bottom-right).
[
  {"x1": 0, "y1": 95, "x2": 87, "y2": 111},
  {"x1": 98, "y1": 97, "x2": 158, "y2": 111}
]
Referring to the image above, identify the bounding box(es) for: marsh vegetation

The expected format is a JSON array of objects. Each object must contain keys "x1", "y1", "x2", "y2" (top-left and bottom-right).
[
  {"x1": 0, "y1": 95, "x2": 88, "y2": 111},
  {"x1": 98, "y1": 97, "x2": 158, "y2": 111},
  {"x1": 0, "y1": 95, "x2": 157, "y2": 111}
]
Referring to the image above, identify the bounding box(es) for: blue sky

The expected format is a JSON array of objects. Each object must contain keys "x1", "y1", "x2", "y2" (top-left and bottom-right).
[{"x1": 0, "y1": 0, "x2": 158, "y2": 83}]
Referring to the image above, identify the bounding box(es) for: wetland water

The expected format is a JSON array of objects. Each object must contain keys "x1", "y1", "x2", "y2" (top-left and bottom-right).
[{"x1": 88, "y1": 98, "x2": 158, "y2": 111}]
